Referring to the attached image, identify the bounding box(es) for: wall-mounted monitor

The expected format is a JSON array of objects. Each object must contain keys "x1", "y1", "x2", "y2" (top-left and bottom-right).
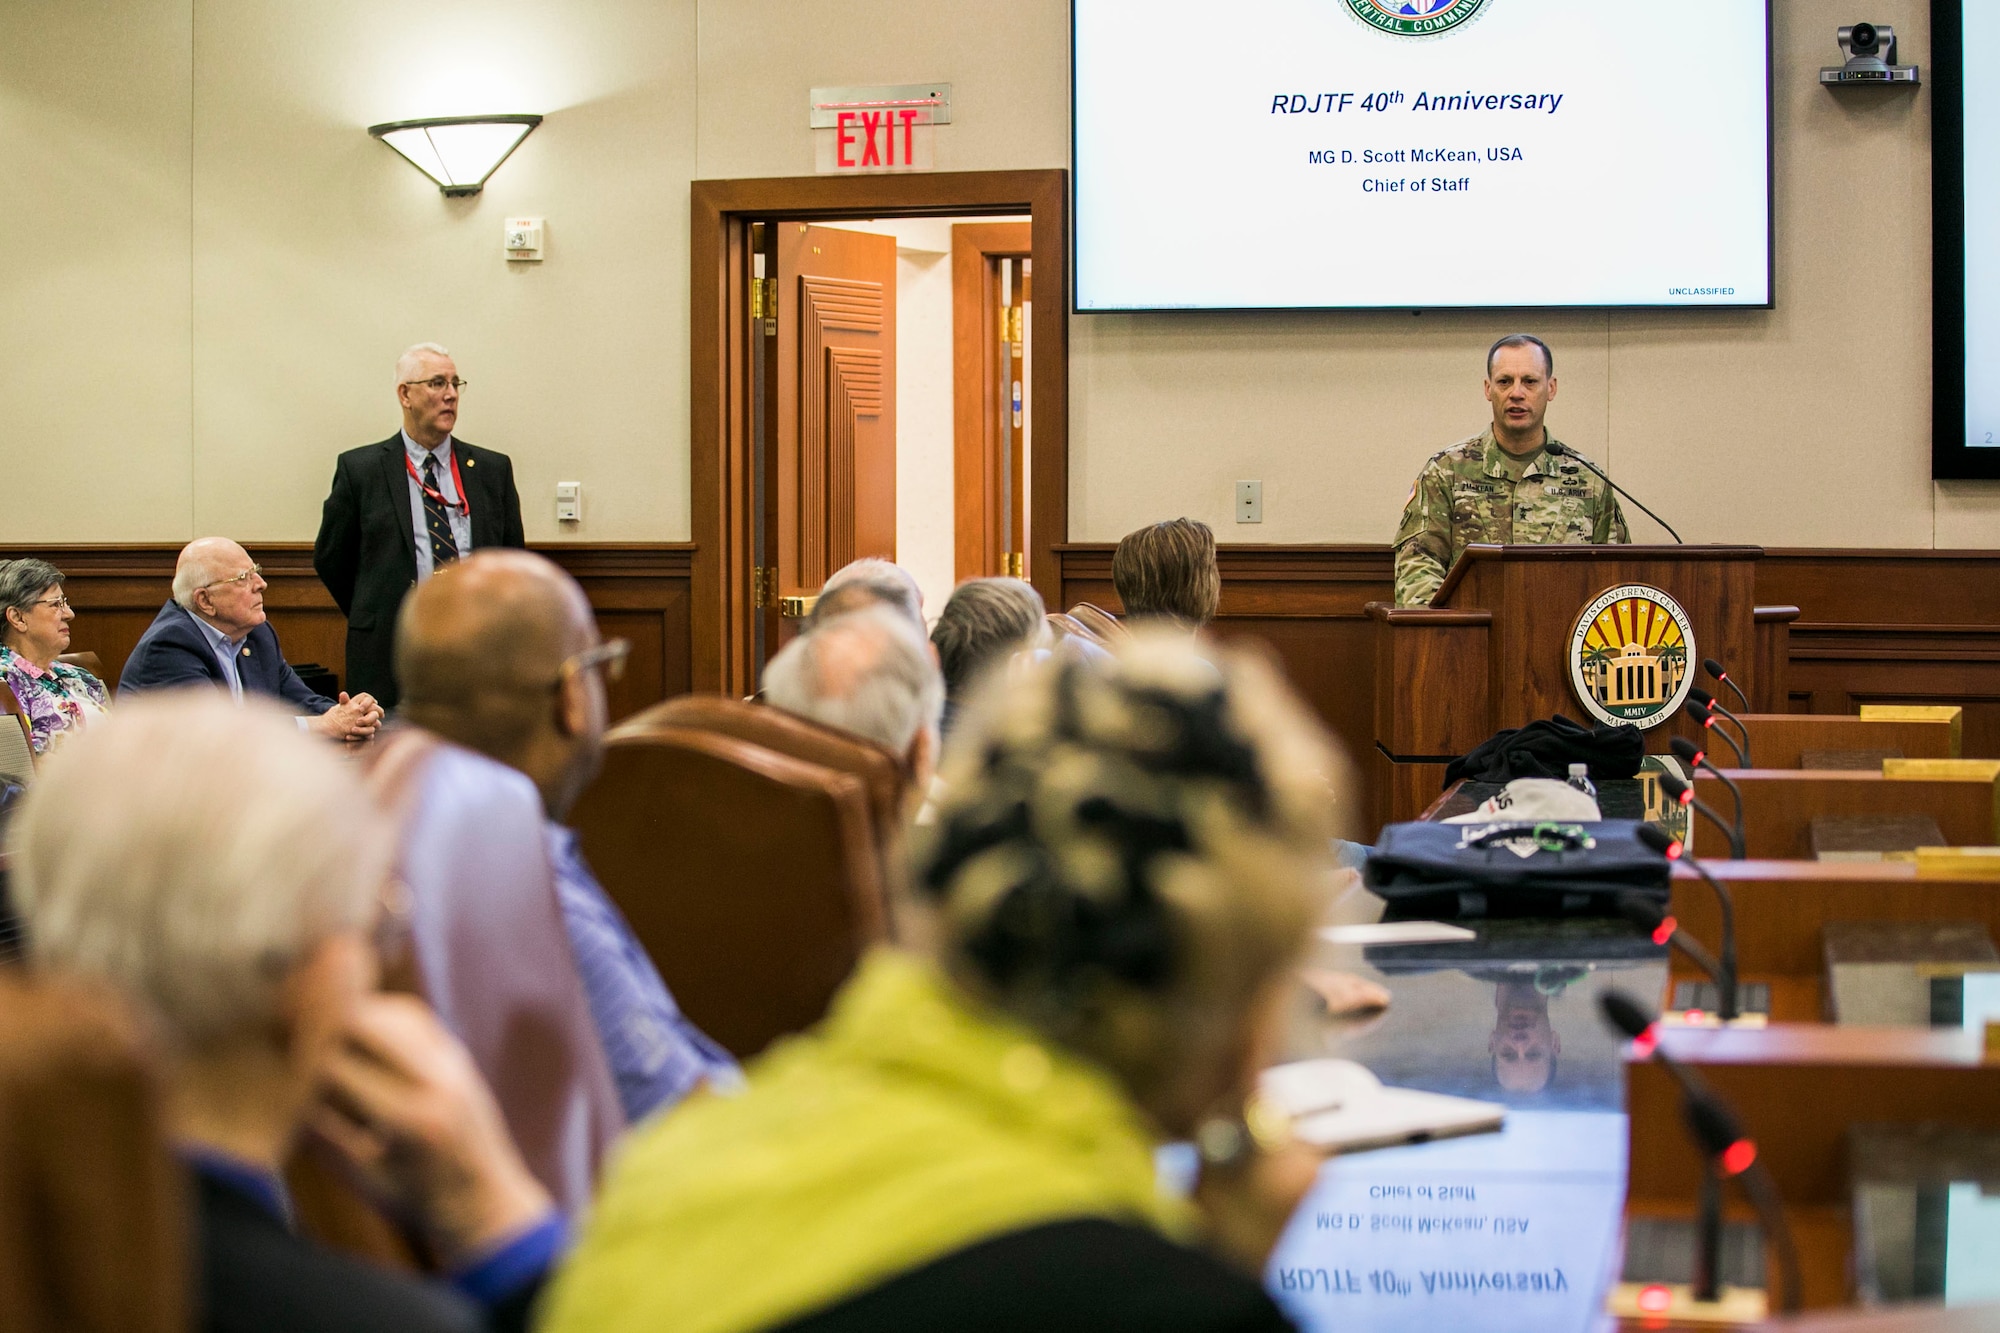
[
  {"x1": 1935, "y1": 0, "x2": 2000, "y2": 478},
  {"x1": 1073, "y1": 0, "x2": 1774, "y2": 312}
]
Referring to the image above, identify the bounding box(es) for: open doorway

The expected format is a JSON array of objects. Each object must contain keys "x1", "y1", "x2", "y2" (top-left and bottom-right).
[
  {"x1": 689, "y1": 171, "x2": 1068, "y2": 697},
  {"x1": 750, "y1": 215, "x2": 1030, "y2": 645}
]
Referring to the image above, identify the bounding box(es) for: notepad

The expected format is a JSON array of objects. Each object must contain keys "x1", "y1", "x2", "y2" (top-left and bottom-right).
[
  {"x1": 1319, "y1": 921, "x2": 1477, "y2": 946},
  {"x1": 1260, "y1": 1058, "x2": 1504, "y2": 1154}
]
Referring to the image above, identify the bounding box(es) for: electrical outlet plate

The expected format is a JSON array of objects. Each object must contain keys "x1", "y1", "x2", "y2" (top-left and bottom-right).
[
  {"x1": 505, "y1": 217, "x2": 545, "y2": 262},
  {"x1": 1236, "y1": 479, "x2": 1263, "y2": 523}
]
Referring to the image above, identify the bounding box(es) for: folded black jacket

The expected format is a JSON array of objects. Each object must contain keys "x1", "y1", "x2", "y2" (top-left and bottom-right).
[{"x1": 1443, "y1": 714, "x2": 1645, "y2": 788}]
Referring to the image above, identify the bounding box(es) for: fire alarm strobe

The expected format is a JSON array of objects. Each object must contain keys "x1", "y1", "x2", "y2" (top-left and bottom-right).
[{"x1": 505, "y1": 217, "x2": 545, "y2": 262}]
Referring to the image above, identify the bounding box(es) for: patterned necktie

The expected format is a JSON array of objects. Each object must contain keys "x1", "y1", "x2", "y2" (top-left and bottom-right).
[{"x1": 422, "y1": 453, "x2": 461, "y2": 569}]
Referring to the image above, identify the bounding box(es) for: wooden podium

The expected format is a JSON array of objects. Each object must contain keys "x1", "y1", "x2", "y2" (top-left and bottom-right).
[{"x1": 1368, "y1": 544, "x2": 1799, "y2": 828}]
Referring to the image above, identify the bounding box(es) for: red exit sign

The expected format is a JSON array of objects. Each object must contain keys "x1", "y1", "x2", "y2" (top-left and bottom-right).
[{"x1": 816, "y1": 109, "x2": 935, "y2": 173}]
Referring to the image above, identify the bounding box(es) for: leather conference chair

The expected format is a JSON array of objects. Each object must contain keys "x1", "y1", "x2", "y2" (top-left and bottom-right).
[
  {"x1": 1066, "y1": 602, "x2": 1129, "y2": 643},
  {"x1": 1044, "y1": 611, "x2": 1105, "y2": 648},
  {"x1": 284, "y1": 731, "x2": 626, "y2": 1269},
  {"x1": 366, "y1": 733, "x2": 624, "y2": 1218},
  {"x1": 629, "y1": 694, "x2": 908, "y2": 907},
  {"x1": 0, "y1": 688, "x2": 31, "y2": 788},
  {"x1": 55, "y1": 651, "x2": 104, "y2": 681},
  {"x1": 571, "y1": 724, "x2": 885, "y2": 1060},
  {"x1": 0, "y1": 975, "x2": 185, "y2": 1333}
]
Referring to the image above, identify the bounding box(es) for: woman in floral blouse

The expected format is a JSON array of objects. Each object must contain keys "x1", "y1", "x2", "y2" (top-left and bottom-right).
[{"x1": 1, "y1": 558, "x2": 109, "y2": 755}]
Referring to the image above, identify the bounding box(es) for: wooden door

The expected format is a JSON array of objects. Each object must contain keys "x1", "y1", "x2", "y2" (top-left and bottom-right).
[
  {"x1": 951, "y1": 224, "x2": 1031, "y2": 582},
  {"x1": 769, "y1": 223, "x2": 897, "y2": 654}
]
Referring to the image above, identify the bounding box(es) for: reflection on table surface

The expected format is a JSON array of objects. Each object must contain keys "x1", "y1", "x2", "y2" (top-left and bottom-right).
[{"x1": 1266, "y1": 892, "x2": 1669, "y2": 1332}]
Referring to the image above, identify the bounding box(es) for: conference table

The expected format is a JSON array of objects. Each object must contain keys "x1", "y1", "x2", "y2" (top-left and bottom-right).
[
  {"x1": 1274, "y1": 884, "x2": 1662, "y2": 1332},
  {"x1": 1275, "y1": 841, "x2": 2000, "y2": 1330}
]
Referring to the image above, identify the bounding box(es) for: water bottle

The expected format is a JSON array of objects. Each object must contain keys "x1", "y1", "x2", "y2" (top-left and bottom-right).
[{"x1": 1566, "y1": 762, "x2": 1598, "y2": 801}]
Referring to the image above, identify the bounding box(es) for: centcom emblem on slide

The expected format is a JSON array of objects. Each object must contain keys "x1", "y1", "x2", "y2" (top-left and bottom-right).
[
  {"x1": 1343, "y1": 0, "x2": 1491, "y2": 39},
  {"x1": 1567, "y1": 584, "x2": 1696, "y2": 730}
]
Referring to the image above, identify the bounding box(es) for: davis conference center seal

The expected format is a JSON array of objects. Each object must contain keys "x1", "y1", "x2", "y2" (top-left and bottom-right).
[
  {"x1": 1344, "y1": 0, "x2": 1491, "y2": 38},
  {"x1": 1568, "y1": 585, "x2": 1697, "y2": 730}
]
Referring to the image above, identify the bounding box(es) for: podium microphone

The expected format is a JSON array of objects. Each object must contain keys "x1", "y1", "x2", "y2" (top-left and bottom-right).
[
  {"x1": 1669, "y1": 737, "x2": 1746, "y2": 856},
  {"x1": 1702, "y1": 657, "x2": 1753, "y2": 714},
  {"x1": 1541, "y1": 441, "x2": 1684, "y2": 543},
  {"x1": 1637, "y1": 823, "x2": 1740, "y2": 1021},
  {"x1": 1688, "y1": 687, "x2": 1754, "y2": 767},
  {"x1": 1599, "y1": 990, "x2": 1802, "y2": 1313},
  {"x1": 1686, "y1": 699, "x2": 1749, "y2": 769},
  {"x1": 1658, "y1": 770, "x2": 1745, "y2": 860}
]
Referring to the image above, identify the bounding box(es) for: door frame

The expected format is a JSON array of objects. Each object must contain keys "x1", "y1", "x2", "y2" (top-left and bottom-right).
[
  {"x1": 951, "y1": 222, "x2": 1032, "y2": 584},
  {"x1": 690, "y1": 169, "x2": 1069, "y2": 696}
]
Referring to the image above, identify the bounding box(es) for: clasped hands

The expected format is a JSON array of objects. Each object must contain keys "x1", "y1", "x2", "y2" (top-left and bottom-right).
[{"x1": 313, "y1": 691, "x2": 384, "y2": 742}]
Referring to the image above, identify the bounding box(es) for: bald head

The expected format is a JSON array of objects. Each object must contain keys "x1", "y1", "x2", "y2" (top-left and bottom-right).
[
  {"x1": 173, "y1": 538, "x2": 251, "y2": 608},
  {"x1": 398, "y1": 551, "x2": 591, "y2": 704},
  {"x1": 173, "y1": 537, "x2": 268, "y2": 638},
  {"x1": 396, "y1": 552, "x2": 605, "y2": 812}
]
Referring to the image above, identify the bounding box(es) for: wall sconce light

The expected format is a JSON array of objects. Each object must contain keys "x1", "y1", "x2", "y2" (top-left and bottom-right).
[{"x1": 368, "y1": 114, "x2": 543, "y2": 196}]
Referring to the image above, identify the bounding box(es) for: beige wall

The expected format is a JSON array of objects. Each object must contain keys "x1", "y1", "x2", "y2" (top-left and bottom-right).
[
  {"x1": 1, "y1": 0, "x2": 194, "y2": 544},
  {"x1": 3, "y1": 0, "x2": 1991, "y2": 550}
]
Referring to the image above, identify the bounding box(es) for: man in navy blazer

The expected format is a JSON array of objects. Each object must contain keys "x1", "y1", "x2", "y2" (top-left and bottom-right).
[{"x1": 120, "y1": 538, "x2": 384, "y2": 741}]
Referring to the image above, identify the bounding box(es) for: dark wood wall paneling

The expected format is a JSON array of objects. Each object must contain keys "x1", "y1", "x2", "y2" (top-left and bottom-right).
[
  {"x1": 1058, "y1": 545, "x2": 2000, "y2": 824},
  {"x1": 1757, "y1": 550, "x2": 2000, "y2": 760},
  {"x1": 13, "y1": 542, "x2": 1998, "y2": 797},
  {"x1": 1056, "y1": 544, "x2": 1388, "y2": 833},
  {"x1": 0, "y1": 544, "x2": 693, "y2": 724}
]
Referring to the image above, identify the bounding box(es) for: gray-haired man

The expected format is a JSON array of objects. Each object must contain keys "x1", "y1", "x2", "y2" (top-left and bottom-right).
[{"x1": 314, "y1": 342, "x2": 526, "y2": 708}]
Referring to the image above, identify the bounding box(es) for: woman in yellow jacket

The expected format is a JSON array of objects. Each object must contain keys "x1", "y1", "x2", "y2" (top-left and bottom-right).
[{"x1": 542, "y1": 631, "x2": 1344, "y2": 1333}]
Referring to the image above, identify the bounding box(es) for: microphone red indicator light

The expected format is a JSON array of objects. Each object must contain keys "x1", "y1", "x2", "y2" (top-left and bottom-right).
[{"x1": 1721, "y1": 1138, "x2": 1758, "y2": 1177}]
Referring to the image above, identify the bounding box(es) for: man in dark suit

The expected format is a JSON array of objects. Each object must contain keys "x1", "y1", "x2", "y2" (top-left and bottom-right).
[
  {"x1": 120, "y1": 538, "x2": 383, "y2": 741},
  {"x1": 314, "y1": 342, "x2": 526, "y2": 708}
]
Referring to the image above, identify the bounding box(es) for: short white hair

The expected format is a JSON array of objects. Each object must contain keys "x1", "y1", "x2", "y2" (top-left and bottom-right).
[
  {"x1": 764, "y1": 605, "x2": 943, "y2": 758},
  {"x1": 396, "y1": 341, "x2": 453, "y2": 386},
  {"x1": 809, "y1": 558, "x2": 925, "y2": 633},
  {"x1": 170, "y1": 538, "x2": 236, "y2": 610},
  {"x1": 8, "y1": 694, "x2": 391, "y2": 1051}
]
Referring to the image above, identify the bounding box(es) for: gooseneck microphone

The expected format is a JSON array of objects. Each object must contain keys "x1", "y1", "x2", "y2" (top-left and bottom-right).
[
  {"x1": 1638, "y1": 822, "x2": 1740, "y2": 1022},
  {"x1": 1688, "y1": 687, "x2": 1754, "y2": 767},
  {"x1": 1599, "y1": 990, "x2": 1802, "y2": 1313},
  {"x1": 1669, "y1": 736, "x2": 1746, "y2": 859},
  {"x1": 1619, "y1": 894, "x2": 1728, "y2": 1000},
  {"x1": 1541, "y1": 440, "x2": 1685, "y2": 543},
  {"x1": 1686, "y1": 699, "x2": 1749, "y2": 768},
  {"x1": 1702, "y1": 657, "x2": 1753, "y2": 714},
  {"x1": 1659, "y1": 770, "x2": 1745, "y2": 861}
]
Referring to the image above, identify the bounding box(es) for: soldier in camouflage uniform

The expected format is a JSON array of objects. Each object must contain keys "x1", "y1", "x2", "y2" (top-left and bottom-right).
[{"x1": 1392, "y1": 335, "x2": 1629, "y2": 606}]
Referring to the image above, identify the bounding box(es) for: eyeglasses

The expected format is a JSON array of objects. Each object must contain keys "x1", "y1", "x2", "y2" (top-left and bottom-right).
[
  {"x1": 202, "y1": 564, "x2": 263, "y2": 590},
  {"x1": 401, "y1": 376, "x2": 468, "y2": 393},
  {"x1": 27, "y1": 595, "x2": 71, "y2": 612},
  {"x1": 553, "y1": 638, "x2": 630, "y2": 690}
]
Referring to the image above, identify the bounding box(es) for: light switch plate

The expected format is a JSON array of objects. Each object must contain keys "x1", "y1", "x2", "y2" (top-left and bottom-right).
[
  {"x1": 1236, "y1": 479, "x2": 1263, "y2": 523},
  {"x1": 556, "y1": 481, "x2": 581, "y2": 523},
  {"x1": 505, "y1": 217, "x2": 545, "y2": 262}
]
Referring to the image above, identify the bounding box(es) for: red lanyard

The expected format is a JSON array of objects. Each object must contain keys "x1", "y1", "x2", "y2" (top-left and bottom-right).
[{"x1": 406, "y1": 447, "x2": 471, "y2": 518}]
